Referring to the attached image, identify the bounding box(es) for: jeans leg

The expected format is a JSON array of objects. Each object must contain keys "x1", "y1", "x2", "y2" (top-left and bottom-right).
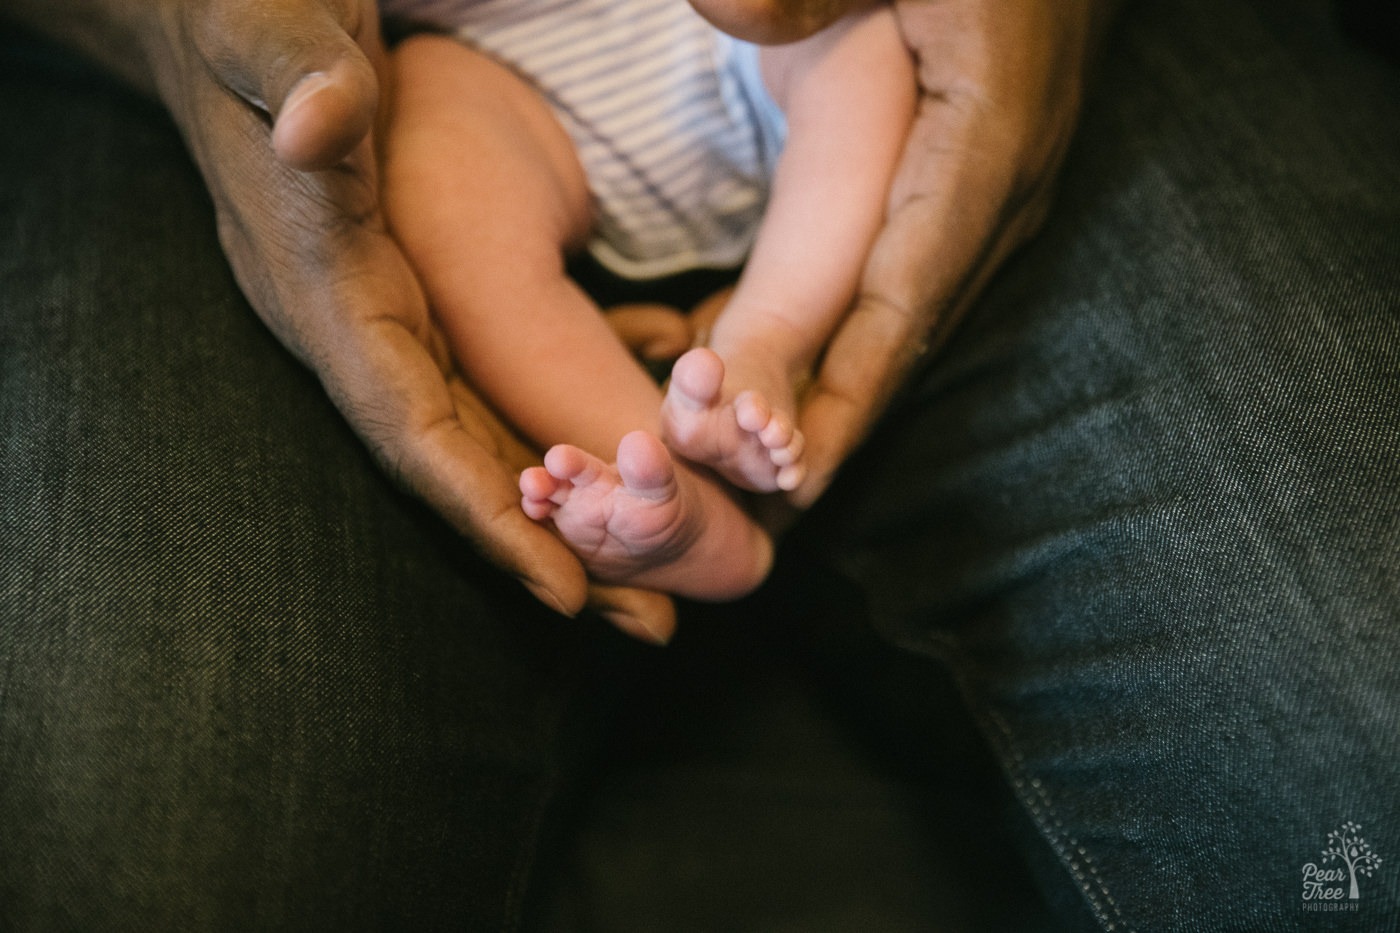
[
  {"x1": 805, "y1": 0, "x2": 1400, "y2": 927},
  {"x1": 0, "y1": 32, "x2": 628, "y2": 932}
]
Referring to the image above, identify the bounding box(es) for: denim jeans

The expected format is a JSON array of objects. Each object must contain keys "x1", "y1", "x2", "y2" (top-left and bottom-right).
[
  {"x1": 803, "y1": 0, "x2": 1400, "y2": 927},
  {"x1": 0, "y1": 29, "x2": 640, "y2": 930},
  {"x1": 2, "y1": 0, "x2": 1397, "y2": 928}
]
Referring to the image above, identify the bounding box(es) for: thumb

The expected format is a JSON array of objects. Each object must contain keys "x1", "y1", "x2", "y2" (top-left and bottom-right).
[{"x1": 194, "y1": 0, "x2": 381, "y2": 170}]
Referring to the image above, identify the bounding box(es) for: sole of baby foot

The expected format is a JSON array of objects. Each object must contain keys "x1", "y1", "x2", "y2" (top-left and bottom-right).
[{"x1": 523, "y1": 430, "x2": 772, "y2": 601}]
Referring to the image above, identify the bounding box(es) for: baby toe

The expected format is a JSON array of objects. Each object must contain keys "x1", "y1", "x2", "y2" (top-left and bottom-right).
[
  {"x1": 776, "y1": 462, "x2": 807, "y2": 492},
  {"x1": 616, "y1": 431, "x2": 676, "y2": 496},
  {"x1": 756, "y1": 410, "x2": 794, "y2": 451},
  {"x1": 770, "y1": 428, "x2": 805, "y2": 467},
  {"x1": 520, "y1": 465, "x2": 557, "y2": 499},
  {"x1": 520, "y1": 467, "x2": 562, "y2": 520},
  {"x1": 733, "y1": 390, "x2": 773, "y2": 435},
  {"x1": 543, "y1": 444, "x2": 598, "y2": 483},
  {"x1": 669, "y1": 347, "x2": 726, "y2": 409}
]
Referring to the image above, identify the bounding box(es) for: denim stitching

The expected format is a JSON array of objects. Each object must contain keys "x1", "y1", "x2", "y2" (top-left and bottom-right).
[
  {"x1": 923, "y1": 631, "x2": 1130, "y2": 932},
  {"x1": 982, "y1": 704, "x2": 1130, "y2": 933}
]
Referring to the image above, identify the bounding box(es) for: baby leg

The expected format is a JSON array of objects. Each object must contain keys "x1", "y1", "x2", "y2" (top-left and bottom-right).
[
  {"x1": 662, "y1": 7, "x2": 915, "y2": 493},
  {"x1": 385, "y1": 35, "x2": 771, "y2": 599}
]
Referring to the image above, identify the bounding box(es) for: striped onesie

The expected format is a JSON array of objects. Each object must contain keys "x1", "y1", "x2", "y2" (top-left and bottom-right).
[{"x1": 380, "y1": 0, "x2": 788, "y2": 279}]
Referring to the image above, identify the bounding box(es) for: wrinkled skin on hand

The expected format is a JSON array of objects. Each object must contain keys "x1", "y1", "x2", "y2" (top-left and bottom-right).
[
  {"x1": 11, "y1": 0, "x2": 1113, "y2": 641},
  {"x1": 611, "y1": 0, "x2": 1116, "y2": 516},
  {"x1": 154, "y1": 0, "x2": 1113, "y2": 630},
  {"x1": 789, "y1": 0, "x2": 1117, "y2": 507},
  {"x1": 107, "y1": 0, "x2": 679, "y2": 642}
]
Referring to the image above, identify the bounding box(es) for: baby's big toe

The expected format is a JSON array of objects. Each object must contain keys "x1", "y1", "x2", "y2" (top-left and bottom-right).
[
  {"x1": 616, "y1": 431, "x2": 677, "y2": 499},
  {"x1": 668, "y1": 347, "x2": 726, "y2": 409}
]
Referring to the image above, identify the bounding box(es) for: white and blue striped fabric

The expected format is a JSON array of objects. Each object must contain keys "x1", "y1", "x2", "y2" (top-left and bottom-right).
[{"x1": 382, "y1": 0, "x2": 787, "y2": 279}]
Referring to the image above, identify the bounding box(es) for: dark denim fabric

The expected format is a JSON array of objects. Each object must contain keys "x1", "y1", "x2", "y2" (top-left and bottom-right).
[
  {"x1": 0, "y1": 30, "x2": 636, "y2": 932},
  {"x1": 805, "y1": 0, "x2": 1400, "y2": 928},
  {"x1": 1, "y1": 0, "x2": 1397, "y2": 929}
]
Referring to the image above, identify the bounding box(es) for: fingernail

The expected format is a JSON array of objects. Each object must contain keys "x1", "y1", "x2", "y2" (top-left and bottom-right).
[
  {"x1": 606, "y1": 611, "x2": 672, "y2": 647},
  {"x1": 523, "y1": 579, "x2": 576, "y2": 618}
]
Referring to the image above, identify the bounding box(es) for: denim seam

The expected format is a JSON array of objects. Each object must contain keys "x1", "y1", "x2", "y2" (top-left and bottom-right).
[
  {"x1": 926, "y1": 632, "x2": 1132, "y2": 933},
  {"x1": 982, "y1": 703, "x2": 1130, "y2": 933}
]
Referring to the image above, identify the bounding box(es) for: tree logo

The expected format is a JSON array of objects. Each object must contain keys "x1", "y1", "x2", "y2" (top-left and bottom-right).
[{"x1": 1301, "y1": 822, "x2": 1383, "y2": 907}]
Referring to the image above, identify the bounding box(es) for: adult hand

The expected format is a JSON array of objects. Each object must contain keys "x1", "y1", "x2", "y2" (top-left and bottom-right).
[
  {"x1": 10, "y1": 0, "x2": 677, "y2": 643},
  {"x1": 790, "y1": 0, "x2": 1119, "y2": 507}
]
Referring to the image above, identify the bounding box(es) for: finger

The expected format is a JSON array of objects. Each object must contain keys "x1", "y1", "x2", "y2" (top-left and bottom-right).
[
  {"x1": 451, "y1": 376, "x2": 679, "y2": 635},
  {"x1": 192, "y1": 0, "x2": 380, "y2": 170},
  {"x1": 604, "y1": 304, "x2": 694, "y2": 362},
  {"x1": 160, "y1": 3, "x2": 588, "y2": 614},
  {"x1": 291, "y1": 233, "x2": 593, "y2": 617},
  {"x1": 272, "y1": 57, "x2": 378, "y2": 170},
  {"x1": 794, "y1": 168, "x2": 1047, "y2": 508},
  {"x1": 225, "y1": 200, "x2": 592, "y2": 615},
  {"x1": 688, "y1": 286, "x2": 734, "y2": 346},
  {"x1": 587, "y1": 584, "x2": 678, "y2": 646},
  {"x1": 362, "y1": 331, "x2": 593, "y2": 618},
  {"x1": 791, "y1": 0, "x2": 1077, "y2": 507}
]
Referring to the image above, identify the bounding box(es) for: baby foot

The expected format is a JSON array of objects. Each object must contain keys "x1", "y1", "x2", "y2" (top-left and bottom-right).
[
  {"x1": 661, "y1": 348, "x2": 806, "y2": 493},
  {"x1": 520, "y1": 430, "x2": 772, "y2": 601}
]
